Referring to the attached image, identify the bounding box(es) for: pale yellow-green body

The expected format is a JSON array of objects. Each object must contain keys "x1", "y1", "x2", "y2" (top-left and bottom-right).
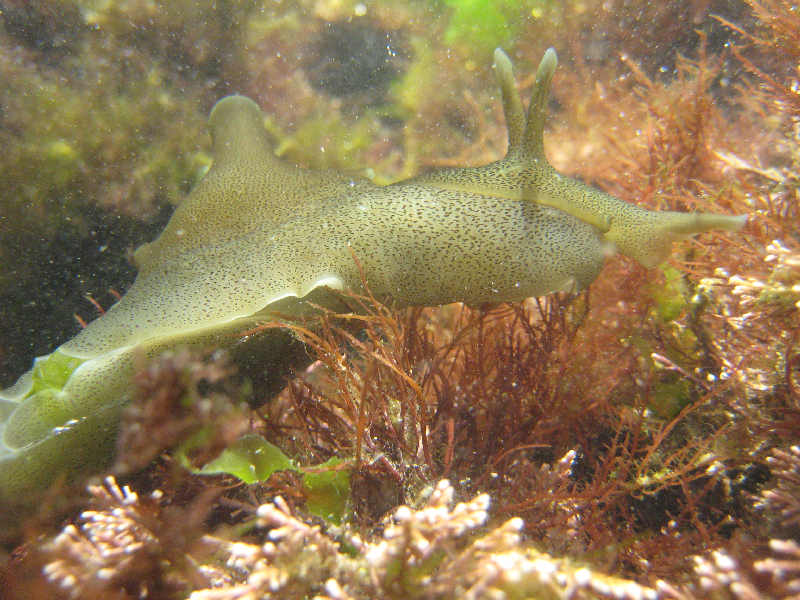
[{"x1": 0, "y1": 49, "x2": 744, "y2": 504}]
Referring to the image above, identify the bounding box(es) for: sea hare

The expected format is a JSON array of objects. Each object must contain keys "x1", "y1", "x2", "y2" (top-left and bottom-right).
[{"x1": 0, "y1": 48, "x2": 745, "y2": 504}]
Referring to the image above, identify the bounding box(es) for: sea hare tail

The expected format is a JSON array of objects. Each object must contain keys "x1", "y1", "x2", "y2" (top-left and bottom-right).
[
  {"x1": 659, "y1": 212, "x2": 748, "y2": 235},
  {"x1": 606, "y1": 208, "x2": 748, "y2": 268}
]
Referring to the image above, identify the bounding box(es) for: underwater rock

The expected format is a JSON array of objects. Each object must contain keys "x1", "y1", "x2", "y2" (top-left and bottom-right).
[
  {"x1": 0, "y1": 0, "x2": 85, "y2": 55},
  {"x1": 0, "y1": 48, "x2": 745, "y2": 505},
  {"x1": 304, "y1": 20, "x2": 404, "y2": 98}
]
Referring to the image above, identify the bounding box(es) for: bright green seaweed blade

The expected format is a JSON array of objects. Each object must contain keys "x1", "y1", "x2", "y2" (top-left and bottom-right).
[
  {"x1": 195, "y1": 434, "x2": 295, "y2": 484},
  {"x1": 303, "y1": 458, "x2": 350, "y2": 524},
  {"x1": 188, "y1": 434, "x2": 351, "y2": 522}
]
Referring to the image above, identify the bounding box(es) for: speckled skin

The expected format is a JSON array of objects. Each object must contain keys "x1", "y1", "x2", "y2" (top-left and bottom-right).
[{"x1": 0, "y1": 49, "x2": 745, "y2": 504}]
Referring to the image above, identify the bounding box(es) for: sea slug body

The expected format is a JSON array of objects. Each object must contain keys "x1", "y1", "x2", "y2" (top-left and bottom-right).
[{"x1": 0, "y1": 48, "x2": 745, "y2": 504}]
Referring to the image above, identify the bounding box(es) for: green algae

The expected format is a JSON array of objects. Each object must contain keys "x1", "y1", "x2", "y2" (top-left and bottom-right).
[
  {"x1": 276, "y1": 110, "x2": 385, "y2": 173},
  {"x1": 189, "y1": 433, "x2": 351, "y2": 523},
  {"x1": 441, "y1": 0, "x2": 537, "y2": 56},
  {"x1": 191, "y1": 434, "x2": 295, "y2": 484},
  {"x1": 651, "y1": 265, "x2": 690, "y2": 323}
]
